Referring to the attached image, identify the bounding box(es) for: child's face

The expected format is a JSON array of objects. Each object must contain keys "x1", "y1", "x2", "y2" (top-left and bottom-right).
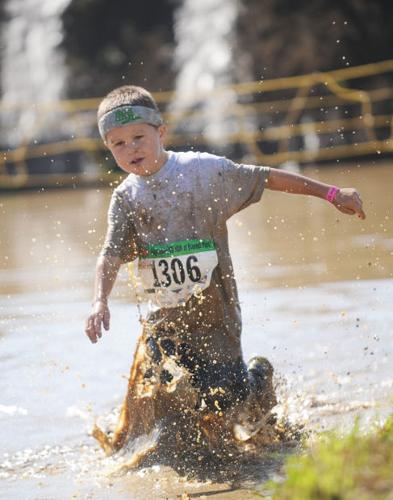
[{"x1": 105, "y1": 122, "x2": 167, "y2": 176}]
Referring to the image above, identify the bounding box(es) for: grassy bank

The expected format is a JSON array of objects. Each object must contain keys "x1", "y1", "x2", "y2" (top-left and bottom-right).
[{"x1": 260, "y1": 414, "x2": 393, "y2": 499}]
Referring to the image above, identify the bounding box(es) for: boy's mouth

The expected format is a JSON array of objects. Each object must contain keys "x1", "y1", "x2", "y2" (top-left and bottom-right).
[{"x1": 130, "y1": 158, "x2": 144, "y2": 166}]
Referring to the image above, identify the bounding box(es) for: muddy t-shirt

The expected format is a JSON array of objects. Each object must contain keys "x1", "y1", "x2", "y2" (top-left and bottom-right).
[{"x1": 101, "y1": 151, "x2": 270, "y2": 364}]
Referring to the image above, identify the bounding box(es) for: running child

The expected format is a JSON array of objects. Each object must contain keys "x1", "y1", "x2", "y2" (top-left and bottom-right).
[{"x1": 85, "y1": 85, "x2": 365, "y2": 457}]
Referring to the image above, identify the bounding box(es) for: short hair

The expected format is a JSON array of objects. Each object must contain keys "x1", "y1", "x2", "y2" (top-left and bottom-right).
[{"x1": 97, "y1": 85, "x2": 159, "y2": 121}]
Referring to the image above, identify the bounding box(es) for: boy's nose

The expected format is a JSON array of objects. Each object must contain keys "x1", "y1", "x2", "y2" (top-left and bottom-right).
[{"x1": 126, "y1": 141, "x2": 138, "y2": 151}]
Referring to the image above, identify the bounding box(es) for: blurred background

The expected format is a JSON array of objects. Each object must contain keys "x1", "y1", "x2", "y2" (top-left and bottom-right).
[
  {"x1": 1, "y1": 2, "x2": 393, "y2": 498},
  {"x1": 0, "y1": 0, "x2": 393, "y2": 188}
]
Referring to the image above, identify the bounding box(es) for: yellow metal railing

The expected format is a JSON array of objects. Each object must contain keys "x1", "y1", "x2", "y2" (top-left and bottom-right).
[{"x1": 1, "y1": 59, "x2": 393, "y2": 188}]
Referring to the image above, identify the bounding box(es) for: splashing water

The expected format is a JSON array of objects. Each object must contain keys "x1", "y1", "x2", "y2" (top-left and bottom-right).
[
  {"x1": 171, "y1": 0, "x2": 240, "y2": 147},
  {"x1": 90, "y1": 325, "x2": 301, "y2": 477},
  {"x1": 0, "y1": 0, "x2": 72, "y2": 146}
]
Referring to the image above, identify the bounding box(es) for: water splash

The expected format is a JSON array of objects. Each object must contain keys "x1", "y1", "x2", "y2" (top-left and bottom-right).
[
  {"x1": 0, "y1": 0, "x2": 72, "y2": 146},
  {"x1": 171, "y1": 0, "x2": 240, "y2": 148}
]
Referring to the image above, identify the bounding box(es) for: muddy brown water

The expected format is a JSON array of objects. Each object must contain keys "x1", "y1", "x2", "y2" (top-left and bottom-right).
[{"x1": 0, "y1": 161, "x2": 392, "y2": 499}]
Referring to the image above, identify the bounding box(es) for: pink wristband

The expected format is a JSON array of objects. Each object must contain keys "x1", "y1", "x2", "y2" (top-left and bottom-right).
[{"x1": 326, "y1": 186, "x2": 340, "y2": 203}]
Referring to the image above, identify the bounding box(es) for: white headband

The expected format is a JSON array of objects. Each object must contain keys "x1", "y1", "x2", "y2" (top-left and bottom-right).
[{"x1": 98, "y1": 105, "x2": 163, "y2": 140}]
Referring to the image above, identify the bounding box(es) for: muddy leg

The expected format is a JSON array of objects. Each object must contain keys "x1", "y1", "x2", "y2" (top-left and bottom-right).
[
  {"x1": 93, "y1": 333, "x2": 157, "y2": 455},
  {"x1": 110, "y1": 336, "x2": 146, "y2": 452}
]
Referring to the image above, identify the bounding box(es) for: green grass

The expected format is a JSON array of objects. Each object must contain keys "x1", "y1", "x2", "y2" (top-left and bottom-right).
[{"x1": 260, "y1": 414, "x2": 393, "y2": 500}]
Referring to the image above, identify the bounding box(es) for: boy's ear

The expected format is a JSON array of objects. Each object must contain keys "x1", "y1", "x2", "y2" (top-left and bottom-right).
[{"x1": 158, "y1": 124, "x2": 167, "y2": 141}]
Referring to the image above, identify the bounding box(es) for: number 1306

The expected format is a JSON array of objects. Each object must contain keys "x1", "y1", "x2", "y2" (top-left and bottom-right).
[{"x1": 151, "y1": 255, "x2": 202, "y2": 287}]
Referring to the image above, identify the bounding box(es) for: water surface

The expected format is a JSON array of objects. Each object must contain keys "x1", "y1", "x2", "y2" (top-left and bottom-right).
[{"x1": 1, "y1": 162, "x2": 392, "y2": 498}]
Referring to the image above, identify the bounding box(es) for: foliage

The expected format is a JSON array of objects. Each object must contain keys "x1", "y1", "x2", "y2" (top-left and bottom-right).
[
  {"x1": 58, "y1": 0, "x2": 393, "y2": 99},
  {"x1": 261, "y1": 414, "x2": 393, "y2": 500},
  {"x1": 237, "y1": 0, "x2": 393, "y2": 80},
  {"x1": 61, "y1": 0, "x2": 177, "y2": 97}
]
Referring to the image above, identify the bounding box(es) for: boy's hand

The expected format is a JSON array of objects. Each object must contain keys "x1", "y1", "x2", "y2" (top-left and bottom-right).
[
  {"x1": 85, "y1": 300, "x2": 110, "y2": 344},
  {"x1": 332, "y1": 188, "x2": 366, "y2": 219}
]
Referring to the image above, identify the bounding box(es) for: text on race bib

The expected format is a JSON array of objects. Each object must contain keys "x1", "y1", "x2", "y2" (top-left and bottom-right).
[{"x1": 136, "y1": 238, "x2": 218, "y2": 308}]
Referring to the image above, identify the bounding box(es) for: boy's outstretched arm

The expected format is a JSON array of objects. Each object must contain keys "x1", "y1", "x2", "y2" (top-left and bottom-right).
[
  {"x1": 265, "y1": 167, "x2": 366, "y2": 219},
  {"x1": 85, "y1": 255, "x2": 123, "y2": 344}
]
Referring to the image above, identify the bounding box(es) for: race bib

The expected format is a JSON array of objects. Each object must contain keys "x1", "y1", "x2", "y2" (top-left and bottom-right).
[{"x1": 136, "y1": 238, "x2": 218, "y2": 308}]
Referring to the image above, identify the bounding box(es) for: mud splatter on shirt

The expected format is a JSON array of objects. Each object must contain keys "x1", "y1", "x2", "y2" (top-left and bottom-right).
[{"x1": 101, "y1": 151, "x2": 270, "y2": 365}]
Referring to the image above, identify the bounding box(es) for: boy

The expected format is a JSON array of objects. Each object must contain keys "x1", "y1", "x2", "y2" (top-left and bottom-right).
[{"x1": 85, "y1": 85, "x2": 365, "y2": 457}]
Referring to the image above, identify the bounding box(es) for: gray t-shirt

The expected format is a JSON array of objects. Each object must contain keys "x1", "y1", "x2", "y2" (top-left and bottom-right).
[{"x1": 101, "y1": 151, "x2": 270, "y2": 364}]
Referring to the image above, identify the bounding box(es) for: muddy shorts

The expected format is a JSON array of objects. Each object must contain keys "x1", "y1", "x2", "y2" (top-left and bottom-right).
[{"x1": 145, "y1": 335, "x2": 250, "y2": 413}]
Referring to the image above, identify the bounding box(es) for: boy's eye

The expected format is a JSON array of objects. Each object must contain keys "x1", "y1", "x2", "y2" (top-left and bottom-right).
[{"x1": 114, "y1": 141, "x2": 124, "y2": 147}]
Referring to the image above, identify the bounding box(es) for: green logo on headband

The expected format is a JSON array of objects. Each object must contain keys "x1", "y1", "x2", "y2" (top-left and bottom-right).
[{"x1": 115, "y1": 108, "x2": 141, "y2": 125}]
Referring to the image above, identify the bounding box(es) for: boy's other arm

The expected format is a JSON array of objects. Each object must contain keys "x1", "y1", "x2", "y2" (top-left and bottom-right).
[
  {"x1": 85, "y1": 255, "x2": 123, "y2": 344},
  {"x1": 265, "y1": 167, "x2": 366, "y2": 219}
]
